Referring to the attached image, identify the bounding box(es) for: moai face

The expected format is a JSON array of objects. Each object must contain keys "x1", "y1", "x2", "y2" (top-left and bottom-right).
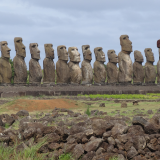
[
  {"x1": 14, "y1": 37, "x2": 26, "y2": 58},
  {"x1": 107, "y1": 50, "x2": 118, "y2": 63},
  {"x1": 0, "y1": 41, "x2": 11, "y2": 58},
  {"x1": 134, "y1": 50, "x2": 144, "y2": 62},
  {"x1": 157, "y1": 39, "x2": 160, "y2": 59},
  {"x1": 82, "y1": 45, "x2": 92, "y2": 61},
  {"x1": 68, "y1": 47, "x2": 81, "y2": 62},
  {"x1": 94, "y1": 47, "x2": 106, "y2": 62},
  {"x1": 144, "y1": 48, "x2": 154, "y2": 62},
  {"x1": 57, "y1": 45, "x2": 68, "y2": 61},
  {"x1": 44, "y1": 44, "x2": 54, "y2": 59},
  {"x1": 29, "y1": 43, "x2": 40, "y2": 60},
  {"x1": 120, "y1": 35, "x2": 132, "y2": 53}
]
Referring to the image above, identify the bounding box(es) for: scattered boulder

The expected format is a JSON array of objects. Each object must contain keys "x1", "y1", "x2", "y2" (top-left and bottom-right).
[
  {"x1": 121, "y1": 102, "x2": 127, "y2": 108},
  {"x1": 133, "y1": 100, "x2": 139, "y2": 105},
  {"x1": 147, "y1": 110, "x2": 153, "y2": 114},
  {"x1": 99, "y1": 103, "x2": 105, "y2": 107},
  {"x1": 16, "y1": 110, "x2": 29, "y2": 117}
]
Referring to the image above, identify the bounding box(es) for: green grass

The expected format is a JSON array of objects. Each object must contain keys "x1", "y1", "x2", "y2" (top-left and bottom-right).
[
  {"x1": 109, "y1": 156, "x2": 118, "y2": 160},
  {"x1": 85, "y1": 106, "x2": 91, "y2": 116},
  {"x1": 78, "y1": 93, "x2": 160, "y2": 100},
  {"x1": 59, "y1": 153, "x2": 73, "y2": 160}
]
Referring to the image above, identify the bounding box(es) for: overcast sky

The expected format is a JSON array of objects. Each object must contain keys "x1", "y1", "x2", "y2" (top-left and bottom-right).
[{"x1": 0, "y1": 0, "x2": 160, "y2": 69}]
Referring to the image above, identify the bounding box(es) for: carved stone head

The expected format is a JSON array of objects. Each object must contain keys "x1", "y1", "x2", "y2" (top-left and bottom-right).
[
  {"x1": 82, "y1": 45, "x2": 92, "y2": 61},
  {"x1": 107, "y1": 50, "x2": 118, "y2": 63},
  {"x1": 94, "y1": 47, "x2": 106, "y2": 62},
  {"x1": 144, "y1": 48, "x2": 154, "y2": 62},
  {"x1": 0, "y1": 41, "x2": 11, "y2": 58},
  {"x1": 44, "y1": 44, "x2": 54, "y2": 59},
  {"x1": 134, "y1": 50, "x2": 143, "y2": 62},
  {"x1": 29, "y1": 43, "x2": 40, "y2": 60},
  {"x1": 57, "y1": 45, "x2": 68, "y2": 61},
  {"x1": 14, "y1": 37, "x2": 26, "y2": 58},
  {"x1": 68, "y1": 47, "x2": 81, "y2": 62},
  {"x1": 157, "y1": 39, "x2": 160, "y2": 48},
  {"x1": 120, "y1": 35, "x2": 132, "y2": 53}
]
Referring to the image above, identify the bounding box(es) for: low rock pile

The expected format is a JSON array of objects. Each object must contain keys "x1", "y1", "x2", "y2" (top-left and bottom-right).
[{"x1": 0, "y1": 109, "x2": 160, "y2": 160}]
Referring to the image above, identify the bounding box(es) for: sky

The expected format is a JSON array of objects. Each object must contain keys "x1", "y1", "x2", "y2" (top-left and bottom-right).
[{"x1": 0, "y1": 0, "x2": 160, "y2": 69}]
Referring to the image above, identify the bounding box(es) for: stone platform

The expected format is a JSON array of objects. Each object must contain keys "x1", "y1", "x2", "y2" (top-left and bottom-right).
[{"x1": 0, "y1": 84, "x2": 160, "y2": 98}]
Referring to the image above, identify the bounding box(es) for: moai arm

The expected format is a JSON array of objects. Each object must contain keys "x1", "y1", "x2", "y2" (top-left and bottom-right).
[{"x1": 0, "y1": 67, "x2": 2, "y2": 83}]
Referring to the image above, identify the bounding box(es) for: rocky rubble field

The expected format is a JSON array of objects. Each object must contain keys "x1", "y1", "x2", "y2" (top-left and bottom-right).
[{"x1": 1, "y1": 108, "x2": 160, "y2": 160}]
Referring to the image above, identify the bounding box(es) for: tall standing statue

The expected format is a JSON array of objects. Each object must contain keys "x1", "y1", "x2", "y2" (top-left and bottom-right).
[
  {"x1": 144, "y1": 48, "x2": 156, "y2": 84},
  {"x1": 157, "y1": 40, "x2": 160, "y2": 84},
  {"x1": 56, "y1": 45, "x2": 70, "y2": 84},
  {"x1": 0, "y1": 41, "x2": 12, "y2": 83},
  {"x1": 81, "y1": 45, "x2": 93, "y2": 84},
  {"x1": 118, "y1": 35, "x2": 133, "y2": 84},
  {"x1": 43, "y1": 44, "x2": 55, "y2": 84},
  {"x1": 68, "y1": 47, "x2": 82, "y2": 84},
  {"x1": 106, "y1": 50, "x2": 118, "y2": 84},
  {"x1": 29, "y1": 43, "x2": 42, "y2": 84},
  {"x1": 13, "y1": 37, "x2": 27, "y2": 84},
  {"x1": 133, "y1": 50, "x2": 145, "y2": 84},
  {"x1": 94, "y1": 47, "x2": 106, "y2": 84}
]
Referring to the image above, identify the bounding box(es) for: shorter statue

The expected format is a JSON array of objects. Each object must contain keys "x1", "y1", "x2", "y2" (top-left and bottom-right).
[
  {"x1": 68, "y1": 47, "x2": 82, "y2": 84},
  {"x1": 0, "y1": 41, "x2": 12, "y2": 83},
  {"x1": 13, "y1": 37, "x2": 27, "y2": 84},
  {"x1": 157, "y1": 40, "x2": 160, "y2": 84},
  {"x1": 94, "y1": 47, "x2": 106, "y2": 84},
  {"x1": 29, "y1": 43, "x2": 42, "y2": 84},
  {"x1": 144, "y1": 48, "x2": 156, "y2": 84},
  {"x1": 56, "y1": 45, "x2": 70, "y2": 84},
  {"x1": 81, "y1": 45, "x2": 93, "y2": 84},
  {"x1": 133, "y1": 50, "x2": 145, "y2": 84},
  {"x1": 106, "y1": 50, "x2": 118, "y2": 84},
  {"x1": 118, "y1": 35, "x2": 133, "y2": 84},
  {"x1": 43, "y1": 44, "x2": 55, "y2": 84}
]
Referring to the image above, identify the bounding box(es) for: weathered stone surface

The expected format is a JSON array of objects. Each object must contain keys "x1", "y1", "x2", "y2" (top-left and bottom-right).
[
  {"x1": 106, "y1": 50, "x2": 118, "y2": 84},
  {"x1": 121, "y1": 102, "x2": 127, "y2": 108},
  {"x1": 56, "y1": 45, "x2": 70, "y2": 84},
  {"x1": 81, "y1": 45, "x2": 93, "y2": 84},
  {"x1": 29, "y1": 43, "x2": 42, "y2": 83},
  {"x1": 68, "y1": 47, "x2": 82, "y2": 84},
  {"x1": 132, "y1": 116, "x2": 147, "y2": 127},
  {"x1": 43, "y1": 44, "x2": 55, "y2": 83},
  {"x1": 118, "y1": 35, "x2": 133, "y2": 83},
  {"x1": 0, "y1": 114, "x2": 15, "y2": 126},
  {"x1": 157, "y1": 42, "x2": 160, "y2": 83},
  {"x1": 72, "y1": 144, "x2": 84, "y2": 159},
  {"x1": 99, "y1": 103, "x2": 105, "y2": 107},
  {"x1": 127, "y1": 146, "x2": 138, "y2": 159},
  {"x1": 94, "y1": 47, "x2": 106, "y2": 84},
  {"x1": 133, "y1": 50, "x2": 145, "y2": 84},
  {"x1": 84, "y1": 138, "x2": 103, "y2": 152},
  {"x1": 133, "y1": 136, "x2": 146, "y2": 150},
  {"x1": 144, "y1": 48, "x2": 156, "y2": 84},
  {"x1": 81, "y1": 151, "x2": 96, "y2": 160},
  {"x1": 0, "y1": 41, "x2": 12, "y2": 83},
  {"x1": 13, "y1": 37, "x2": 27, "y2": 84}
]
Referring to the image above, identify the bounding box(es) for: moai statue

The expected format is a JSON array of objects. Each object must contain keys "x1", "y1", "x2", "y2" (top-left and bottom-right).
[
  {"x1": 144, "y1": 48, "x2": 156, "y2": 84},
  {"x1": 81, "y1": 45, "x2": 93, "y2": 84},
  {"x1": 68, "y1": 47, "x2": 82, "y2": 84},
  {"x1": 157, "y1": 40, "x2": 160, "y2": 84},
  {"x1": 13, "y1": 37, "x2": 27, "y2": 84},
  {"x1": 43, "y1": 44, "x2": 55, "y2": 84},
  {"x1": 106, "y1": 50, "x2": 118, "y2": 84},
  {"x1": 56, "y1": 45, "x2": 70, "y2": 84},
  {"x1": 94, "y1": 47, "x2": 106, "y2": 84},
  {"x1": 133, "y1": 50, "x2": 145, "y2": 84},
  {"x1": 118, "y1": 35, "x2": 133, "y2": 84},
  {"x1": 0, "y1": 41, "x2": 12, "y2": 83},
  {"x1": 29, "y1": 43, "x2": 42, "y2": 84}
]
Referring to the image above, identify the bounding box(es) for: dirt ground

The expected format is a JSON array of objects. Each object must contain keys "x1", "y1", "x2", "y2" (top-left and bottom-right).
[{"x1": 1, "y1": 99, "x2": 82, "y2": 113}]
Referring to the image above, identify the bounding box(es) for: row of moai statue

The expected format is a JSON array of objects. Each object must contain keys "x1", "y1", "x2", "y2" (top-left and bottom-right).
[{"x1": 0, "y1": 36, "x2": 160, "y2": 85}]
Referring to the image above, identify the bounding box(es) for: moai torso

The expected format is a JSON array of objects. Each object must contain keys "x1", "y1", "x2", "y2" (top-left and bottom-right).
[
  {"x1": 144, "y1": 48, "x2": 156, "y2": 84},
  {"x1": 68, "y1": 47, "x2": 82, "y2": 84},
  {"x1": 56, "y1": 45, "x2": 70, "y2": 84},
  {"x1": 0, "y1": 41, "x2": 12, "y2": 83},
  {"x1": 29, "y1": 43, "x2": 42, "y2": 83},
  {"x1": 106, "y1": 50, "x2": 118, "y2": 84},
  {"x1": 81, "y1": 45, "x2": 93, "y2": 84},
  {"x1": 94, "y1": 47, "x2": 106, "y2": 84},
  {"x1": 13, "y1": 37, "x2": 27, "y2": 83},
  {"x1": 133, "y1": 50, "x2": 144, "y2": 84},
  {"x1": 157, "y1": 40, "x2": 160, "y2": 83},
  {"x1": 118, "y1": 35, "x2": 133, "y2": 83},
  {"x1": 0, "y1": 58, "x2": 12, "y2": 83},
  {"x1": 43, "y1": 44, "x2": 55, "y2": 83}
]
